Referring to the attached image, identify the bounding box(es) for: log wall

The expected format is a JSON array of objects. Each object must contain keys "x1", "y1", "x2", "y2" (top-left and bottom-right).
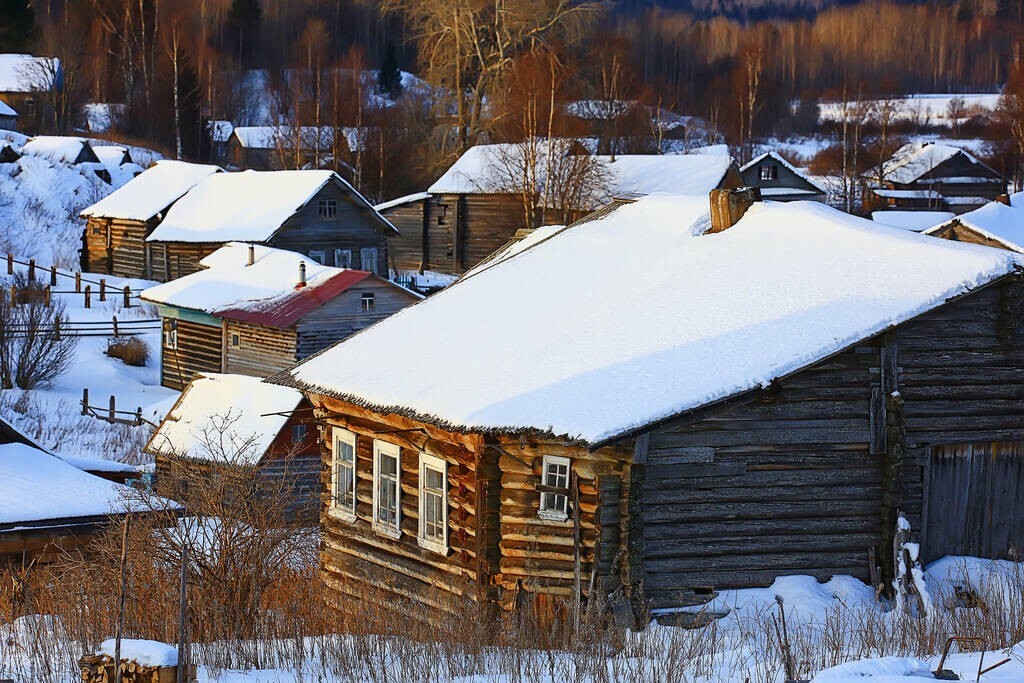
[
  {"x1": 224, "y1": 320, "x2": 297, "y2": 377},
  {"x1": 161, "y1": 317, "x2": 223, "y2": 390}
]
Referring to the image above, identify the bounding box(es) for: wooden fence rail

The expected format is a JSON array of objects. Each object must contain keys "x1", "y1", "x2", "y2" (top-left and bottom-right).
[
  {"x1": 4, "y1": 317, "x2": 160, "y2": 338},
  {"x1": 5, "y1": 253, "x2": 147, "y2": 301},
  {"x1": 81, "y1": 388, "x2": 159, "y2": 428}
]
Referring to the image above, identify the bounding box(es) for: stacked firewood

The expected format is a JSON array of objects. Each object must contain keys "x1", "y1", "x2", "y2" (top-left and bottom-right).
[{"x1": 78, "y1": 653, "x2": 182, "y2": 683}]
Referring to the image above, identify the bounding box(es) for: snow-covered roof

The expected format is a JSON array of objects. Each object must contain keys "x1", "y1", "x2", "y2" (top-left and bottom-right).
[
  {"x1": 146, "y1": 373, "x2": 305, "y2": 465},
  {"x1": 92, "y1": 145, "x2": 129, "y2": 166},
  {"x1": 375, "y1": 191, "x2": 432, "y2": 212},
  {"x1": 21, "y1": 136, "x2": 95, "y2": 165},
  {"x1": 872, "y1": 210, "x2": 954, "y2": 232},
  {"x1": 272, "y1": 196, "x2": 1021, "y2": 445},
  {"x1": 740, "y1": 151, "x2": 828, "y2": 194},
  {"x1": 0, "y1": 442, "x2": 136, "y2": 527},
  {"x1": 865, "y1": 141, "x2": 997, "y2": 184},
  {"x1": 0, "y1": 54, "x2": 59, "y2": 92},
  {"x1": 140, "y1": 242, "x2": 402, "y2": 326},
  {"x1": 872, "y1": 188, "x2": 943, "y2": 200},
  {"x1": 924, "y1": 193, "x2": 1024, "y2": 251},
  {"x1": 463, "y1": 224, "x2": 566, "y2": 278},
  {"x1": 146, "y1": 169, "x2": 393, "y2": 243},
  {"x1": 232, "y1": 126, "x2": 336, "y2": 150},
  {"x1": 81, "y1": 160, "x2": 222, "y2": 221},
  {"x1": 0, "y1": 99, "x2": 16, "y2": 117},
  {"x1": 428, "y1": 143, "x2": 733, "y2": 202},
  {"x1": 209, "y1": 120, "x2": 234, "y2": 143}
]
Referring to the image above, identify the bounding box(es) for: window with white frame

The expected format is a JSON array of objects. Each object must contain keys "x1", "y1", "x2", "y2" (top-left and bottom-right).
[
  {"x1": 418, "y1": 453, "x2": 448, "y2": 553},
  {"x1": 334, "y1": 249, "x2": 352, "y2": 269},
  {"x1": 331, "y1": 428, "x2": 357, "y2": 519},
  {"x1": 308, "y1": 250, "x2": 326, "y2": 265},
  {"x1": 360, "y1": 247, "x2": 378, "y2": 274},
  {"x1": 538, "y1": 455, "x2": 571, "y2": 521},
  {"x1": 373, "y1": 440, "x2": 401, "y2": 537},
  {"x1": 361, "y1": 292, "x2": 375, "y2": 312},
  {"x1": 292, "y1": 424, "x2": 307, "y2": 444},
  {"x1": 164, "y1": 322, "x2": 178, "y2": 350},
  {"x1": 318, "y1": 199, "x2": 337, "y2": 219},
  {"x1": 760, "y1": 165, "x2": 779, "y2": 181}
]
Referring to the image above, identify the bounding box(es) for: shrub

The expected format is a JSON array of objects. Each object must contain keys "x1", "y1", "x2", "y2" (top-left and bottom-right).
[
  {"x1": 0, "y1": 274, "x2": 78, "y2": 390},
  {"x1": 105, "y1": 336, "x2": 149, "y2": 367}
]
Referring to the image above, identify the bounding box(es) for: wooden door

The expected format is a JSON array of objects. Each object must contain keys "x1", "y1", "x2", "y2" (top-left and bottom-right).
[{"x1": 924, "y1": 442, "x2": 1024, "y2": 562}]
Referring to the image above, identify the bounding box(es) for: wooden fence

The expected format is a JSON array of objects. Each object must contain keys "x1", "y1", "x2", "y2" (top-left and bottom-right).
[
  {"x1": 4, "y1": 253, "x2": 148, "y2": 308},
  {"x1": 3, "y1": 316, "x2": 159, "y2": 338},
  {"x1": 81, "y1": 388, "x2": 159, "y2": 428}
]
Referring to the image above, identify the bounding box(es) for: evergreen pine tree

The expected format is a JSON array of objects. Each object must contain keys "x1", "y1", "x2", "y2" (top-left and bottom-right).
[
  {"x1": 377, "y1": 43, "x2": 403, "y2": 98},
  {"x1": 225, "y1": 0, "x2": 262, "y2": 66},
  {"x1": 0, "y1": 0, "x2": 36, "y2": 53}
]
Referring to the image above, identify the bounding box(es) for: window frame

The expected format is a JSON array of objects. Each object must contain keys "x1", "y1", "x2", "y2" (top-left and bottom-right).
[
  {"x1": 308, "y1": 250, "x2": 326, "y2": 265},
  {"x1": 361, "y1": 292, "x2": 375, "y2": 312},
  {"x1": 417, "y1": 453, "x2": 448, "y2": 554},
  {"x1": 318, "y1": 199, "x2": 338, "y2": 220},
  {"x1": 372, "y1": 439, "x2": 402, "y2": 538},
  {"x1": 164, "y1": 325, "x2": 178, "y2": 350},
  {"x1": 538, "y1": 454, "x2": 571, "y2": 522},
  {"x1": 230, "y1": 332, "x2": 240, "y2": 348},
  {"x1": 330, "y1": 428, "x2": 357, "y2": 521},
  {"x1": 334, "y1": 248, "x2": 352, "y2": 269},
  {"x1": 291, "y1": 423, "x2": 307, "y2": 444},
  {"x1": 360, "y1": 247, "x2": 378, "y2": 274}
]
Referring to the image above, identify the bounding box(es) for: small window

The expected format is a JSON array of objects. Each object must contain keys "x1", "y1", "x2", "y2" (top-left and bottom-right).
[
  {"x1": 332, "y1": 428, "x2": 357, "y2": 519},
  {"x1": 418, "y1": 453, "x2": 448, "y2": 553},
  {"x1": 437, "y1": 203, "x2": 448, "y2": 226},
  {"x1": 373, "y1": 440, "x2": 401, "y2": 538},
  {"x1": 230, "y1": 333, "x2": 240, "y2": 348},
  {"x1": 361, "y1": 292, "x2": 375, "y2": 312},
  {"x1": 360, "y1": 247, "x2": 378, "y2": 274},
  {"x1": 318, "y1": 199, "x2": 337, "y2": 219},
  {"x1": 759, "y1": 165, "x2": 778, "y2": 181},
  {"x1": 164, "y1": 328, "x2": 178, "y2": 350},
  {"x1": 539, "y1": 455, "x2": 571, "y2": 521},
  {"x1": 334, "y1": 249, "x2": 352, "y2": 269},
  {"x1": 92, "y1": 225, "x2": 103, "y2": 235},
  {"x1": 24, "y1": 98, "x2": 35, "y2": 116},
  {"x1": 292, "y1": 424, "x2": 307, "y2": 444},
  {"x1": 308, "y1": 250, "x2": 326, "y2": 265}
]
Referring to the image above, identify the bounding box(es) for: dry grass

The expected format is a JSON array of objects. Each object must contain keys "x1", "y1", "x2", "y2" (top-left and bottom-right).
[{"x1": 104, "y1": 337, "x2": 150, "y2": 367}]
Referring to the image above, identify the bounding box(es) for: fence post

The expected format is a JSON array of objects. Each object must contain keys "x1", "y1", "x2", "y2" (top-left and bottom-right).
[
  {"x1": 8, "y1": 287, "x2": 14, "y2": 309},
  {"x1": 99, "y1": 278, "x2": 106, "y2": 302},
  {"x1": 44, "y1": 286, "x2": 51, "y2": 308},
  {"x1": 54, "y1": 318, "x2": 61, "y2": 340},
  {"x1": 84, "y1": 285, "x2": 91, "y2": 309},
  {"x1": 135, "y1": 407, "x2": 143, "y2": 426},
  {"x1": 5, "y1": 253, "x2": 11, "y2": 275},
  {"x1": 81, "y1": 388, "x2": 88, "y2": 416},
  {"x1": 75, "y1": 272, "x2": 81, "y2": 293},
  {"x1": 112, "y1": 316, "x2": 119, "y2": 337},
  {"x1": 27, "y1": 259, "x2": 34, "y2": 282},
  {"x1": 123, "y1": 285, "x2": 130, "y2": 308},
  {"x1": 50, "y1": 265, "x2": 57, "y2": 287},
  {"x1": 108, "y1": 395, "x2": 116, "y2": 424}
]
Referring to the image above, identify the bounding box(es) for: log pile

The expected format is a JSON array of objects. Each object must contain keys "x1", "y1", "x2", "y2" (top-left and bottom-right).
[{"x1": 78, "y1": 653, "x2": 186, "y2": 683}]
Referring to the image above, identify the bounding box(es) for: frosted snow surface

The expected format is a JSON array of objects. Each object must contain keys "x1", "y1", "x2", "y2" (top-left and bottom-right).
[
  {"x1": 21, "y1": 136, "x2": 91, "y2": 165},
  {"x1": 100, "y1": 639, "x2": 177, "y2": 667},
  {"x1": 281, "y1": 196, "x2": 1021, "y2": 444},
  {"x1": 925, "y1": 192, "x2": 1024, "y2": 252},
  {"x1": 147, "y1": 373, "x2": 303, "y2": 464},
  {"x1": 146, "y1": 170, "x2": 336, "y2": 243},
  {"x1": 0, "y1": 443, "x2": 135, "y2": 524},
  {"x1": 81, "y1": 159, "x2": 221, "y2": 221},
  {"x1": 141, "y1": 242, "x2": 345, "y2": 314}
]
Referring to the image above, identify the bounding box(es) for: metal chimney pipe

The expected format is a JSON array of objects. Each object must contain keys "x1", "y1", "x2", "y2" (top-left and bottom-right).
[{"x1": 297, "y1": 262, "x2": 307, "y2": 288}]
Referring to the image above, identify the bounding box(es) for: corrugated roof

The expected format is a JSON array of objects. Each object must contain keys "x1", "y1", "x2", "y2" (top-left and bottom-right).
[{"x1": 217, "y1": 269, "x2": 372, "y2": 328}]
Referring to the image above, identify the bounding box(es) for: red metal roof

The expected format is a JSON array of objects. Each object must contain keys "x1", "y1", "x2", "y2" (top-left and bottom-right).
[{"x1": 214, "y1": 269, "x2": 373, "y2": 329}]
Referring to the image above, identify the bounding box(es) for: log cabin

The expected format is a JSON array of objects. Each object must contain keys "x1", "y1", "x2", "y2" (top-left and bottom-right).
[
  {"x1": 0, "y1": 415, "x2": 147, "y2": 565},
  {"x1": 0, "y1": 54, "x2": 59, "y2": 135},
  {"x1": 381, "y1": 145, "x2": 741, "y2": 279},
  {"x1": 739, "y1": 151, "x2": 826, "y2": 202},
  {"x1": 923, "y1": 192, "x2": 1024, "y2": 252},
  {"x1": 144, "y1": 169, "x2": 397, "y2": 281},
  {"x1": 227, "y1": 126, "x2": 337, "y2": 171},
  {"x1": 863, "y1": 141, "x2": 1004, "y2": 214},
  {"x1": 146, "y1": 373, "x2": 321, "y2": 523},
  {"x1": 268, "y1": 190, "x2": 1024, "y2": 625},
  {"x1": 141, "y1": 242, "x2": 421, "y2": 390},
  {"x1": 80, "y1": 160, "x2": 222, "y2": 277}
]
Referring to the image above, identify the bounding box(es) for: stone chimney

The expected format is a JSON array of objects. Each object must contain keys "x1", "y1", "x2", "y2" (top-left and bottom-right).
[
  {"x1": 297, "y1": 262, "x2": 307, "y2": 288},
  {"x1": 247, "y1": 244, "x2": 255, "y2": 266},
  {"x1": 708, "y1": 187, "x2": 762, "y2": 234},
  {"x1": 996, "y1": 193, "x2": 1011, "y2": 206}
]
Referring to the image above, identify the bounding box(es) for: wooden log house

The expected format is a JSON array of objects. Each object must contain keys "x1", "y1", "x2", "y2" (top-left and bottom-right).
[
  {"x1": 739, "y1": 150, "x2": 827, "y2": 202},
  {"x1": 381, "y1": 145, "x2": 741, "y2": 278},
  {"x1": 0, "y1": 54, "x2": 60, "y2": 135},
  {"x1": 146, "y1": 373, "x2": 321, "y2": 522},
  {"x1": 923, "y1": 192, "x2": 1024, "y2": 252},
  {"x1": 143, "y1": 169, "x2": 397, "y2": 281},
  {"x1": 141, "y1": 242, "x2": 421, "y2": 390},
  {"x1": 269, "y1": 191, "x2": 1024, "y2": 624},
  {"x1": 80, "y1": 160, "x2": 222, "y2": 277}
]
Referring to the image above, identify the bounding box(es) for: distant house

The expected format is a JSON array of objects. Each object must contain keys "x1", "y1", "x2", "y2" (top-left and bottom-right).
[
  {"x1": 0, "y1": 98, "x2": 17, "y2": 130},
  {"x1": 208, "y1": 120, "x2": 234, "y2": 164},
  {"x1": 141, "y1": 242, "x2": 421, "y2": 390},
  {"x1": 228, "y1": 126, "x2": 339, "y2": 170},
  {"x1": 80, "y1": 160, "x2": 222, "y2": 278},
  {"x1": 381, "y1": 145, "x2": 740, "y2": 277},
  {"x1": 144, "y1": 169, "x2": 397, "y2": 280},
  {"x1": 740, "y1": 151, "x2": 826, "y2": 202},
  {"x1": 863, "y1": 141, "x2": 1004, "y2": 214},
  {"x1": 0, "y1": 54, "x2": 60, "y2": 134},
  {"x1": 563, "y1": 100, "x2": 721, "y2": 153},
  {"x1": 924, "y1": 192, "x2": 1024, "y2": 251},
  {"x1": 146, "y1": 373, "x2": 321, "y2": 522},
  {"x1": 0, "y1": 414, "x2": 143, "y2": 565},
  {"x1": 269, "y1": 191, "x2": 1024, "y2": 624}
]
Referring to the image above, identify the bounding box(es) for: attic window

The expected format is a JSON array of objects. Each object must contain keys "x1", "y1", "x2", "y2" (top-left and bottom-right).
[
  {"x1": 538, "y1": 455, "x2": 571, "y2": 521},
  {"x1": 318, "y1": 199, "x2": 337, "y2": 220},
  {"x1": 361, "y1": 292, "x2": 375, "y2": 312},
  {"x1": 292, "y1": 424, "x2": 307, "y2": 443},
  {"x1": 760, "y1": 165, "x2": 778, "y2": 181}
]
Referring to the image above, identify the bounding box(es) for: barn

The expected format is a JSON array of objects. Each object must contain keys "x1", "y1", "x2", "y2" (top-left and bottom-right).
[
  {"x1": 79, "y1": 160, "x2": 222, "y2": 277},
  {"x1": 141, "y1": 242, "x2": 421, "y2": 389},
  {"x1": 269, "y1": 190, "x2": 1024, "y2": 624},
  {"x1": 146, "y1": 373, "x2": 321, "y2": 522},
  {"x1": 143, "y1": 169, "x2": 397, "y2": 281}
]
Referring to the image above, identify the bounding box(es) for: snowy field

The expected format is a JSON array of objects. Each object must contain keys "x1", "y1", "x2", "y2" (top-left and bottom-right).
[{"x1": 818, "y1": 93, "x2": 1001, "y2": 127}]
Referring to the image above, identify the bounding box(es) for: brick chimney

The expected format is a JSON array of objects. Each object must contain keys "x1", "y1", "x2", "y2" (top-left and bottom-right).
[
  {"x1": 708, "y1": 187, "x2": 762, "y2": 234},
  {"x1": 297, "y1": 262, "x2": 307, "y2": 288}
]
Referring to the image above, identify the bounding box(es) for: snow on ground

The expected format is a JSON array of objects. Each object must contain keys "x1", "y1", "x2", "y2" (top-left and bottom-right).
[
  {"x1": 819, "y1": 93, "x2": 1000, "y2": 126},
  {"x1": 99, "y1": 639, "x2": 177, "y2": 667}
]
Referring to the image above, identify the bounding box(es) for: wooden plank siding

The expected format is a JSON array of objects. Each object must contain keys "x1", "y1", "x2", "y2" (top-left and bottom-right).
[
  {"x1": 382, "y1": 199, "x2": 432, "y2": 272},
  {"x1": 224, "y1": 321, "x2": 297, "y2": 377},
  {"x1": 295, "y1": 281, "x2": 418, "y2": 359},
  {"x1": 161, "y1": 317, "x2": 223, "y2": 390}
]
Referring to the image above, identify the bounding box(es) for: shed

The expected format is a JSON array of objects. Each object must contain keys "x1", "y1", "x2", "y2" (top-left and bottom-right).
[
  {"x1": 146, "y1": 373, "x2": 320, "y2": 522},
  {"x1": 269, "y1": 191, "x2": 1024, "y2": 624},
  {"x1": 739, "y1": 151, "x2": 826, "y2": 201},
  {"x1": 144, "y1": 170, "x2": 396, "y2": 280},
  {"x1": 80, "y1": 160, "x2": 222, "y2": 278},
  {"x1": 141, "y1": 242, "x2": 421, "y2": 389}
]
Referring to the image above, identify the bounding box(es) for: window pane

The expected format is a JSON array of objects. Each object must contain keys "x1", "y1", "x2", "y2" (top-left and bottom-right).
[{"x1": 339, "y1": 440, "x2": 354, "y2": 464}]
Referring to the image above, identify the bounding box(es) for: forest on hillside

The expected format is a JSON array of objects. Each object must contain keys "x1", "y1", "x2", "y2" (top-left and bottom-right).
[{"x1": 2, "y1": 0, "x2": 1023, "y2": 199}]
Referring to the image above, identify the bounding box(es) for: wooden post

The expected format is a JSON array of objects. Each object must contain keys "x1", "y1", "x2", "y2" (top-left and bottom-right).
[
  {"x1": 176, "y1": 542, "x2": 188, "y2": 683},
  {"x1": 75, "y1": 272, "x2": 81, "y2": 293},
  {"x1": 112, "y1": 316, "x2": 119, "y2": 337},
  {"x1": 44, "y1": 286, "x2": 51, "y2": 308},
  {"x1": 6, "y1": 253, "x2": 11, "y2": 275},
  {"x1": 100, "y1": 278, "x2": 106, "y2": 302},
  {"x1": 84, "y1": 285, "x2": 91, "y2": 309},
  {"x1": 9, "y1": 286, "x2": 15, "y2": 309},
  {"x1": 135, "y1": 407, "x2": 143, "y2": 426},
  {"x1": 123, "y1": 285, "x2": 131, "y2": 308},
  {"x1": 54, "y1": 318, "x2": 61, "y2": 340},
  {"x1": 113, "y1": 514, "x2": 131, "y2": 683},
  {"x1": 49, "y1": 265, "x2": 57, "y2": 287},
  {"x1": 109, "y1": 395, "x2": 116, "y2": 424},
  {"x1": 81, "y1": 388, "x2": 89, "y2": 416},
  {"x1": 27, "y1": 259, "x2": 34, "y2": 282}
]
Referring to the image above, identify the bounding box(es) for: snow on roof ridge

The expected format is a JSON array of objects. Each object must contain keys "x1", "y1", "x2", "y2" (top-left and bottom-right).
[
  {"x1": 924, "y1": 192, "x2": 1024, "y2": 252},
  {"x1": 81, "y1": 159, "x2": 222, "y2": 220},
  {"x1": 375, "y1": 191, "x2": 432, "y2": 212}
]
